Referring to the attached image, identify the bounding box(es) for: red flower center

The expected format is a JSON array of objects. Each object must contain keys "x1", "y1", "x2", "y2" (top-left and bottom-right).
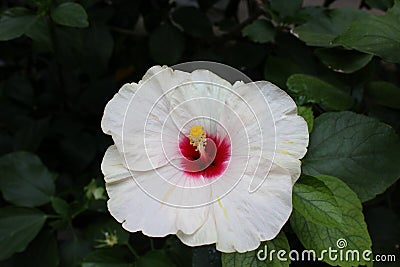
[{"x1": 179, "y1": 134, "x2": 231, "y2": 179}]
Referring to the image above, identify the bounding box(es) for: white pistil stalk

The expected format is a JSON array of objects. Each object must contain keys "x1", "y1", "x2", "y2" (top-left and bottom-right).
[{"x1": 189, "y1": 125, "x2": 207, "y2": 152}]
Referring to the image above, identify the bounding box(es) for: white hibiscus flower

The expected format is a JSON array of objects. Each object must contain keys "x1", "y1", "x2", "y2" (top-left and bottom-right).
[{"x1": 101, "y1": 64, "x2": 308, "y2": 253}]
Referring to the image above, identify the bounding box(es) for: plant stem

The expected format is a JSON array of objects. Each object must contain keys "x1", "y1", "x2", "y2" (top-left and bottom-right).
[
  {"x1": 150, "y1": 238, "x2": 155, "y2": 250},
  {"x1": 126, "y1": 243, "x2": 140, "y2": 259}
]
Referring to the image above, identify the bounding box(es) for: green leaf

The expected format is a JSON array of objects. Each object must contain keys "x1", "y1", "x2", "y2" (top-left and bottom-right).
[
  {"x1": 172, "y1": 7, "x2": 213, "y2": 37},
  {"x1": 315, "y1": 48, "x2": 373, "y2": 73},
  {"x1": 149, "y1": 24, "x2": 185, "y2": 65},
  {"x1": 365, "y1": 81, "x2": 400, "y2": 109},
  {"x1": 287, "y1": 74, "x2": 354, "y2": 110},
  {"x1": 136, "y1": 250, "x2": 175, "y2": 267},
  {"x1": 242, "y1": 19, "x2": 275, "y2": 44},
  {"x1": 223, "y1": 41, "x2": 267, "y2": 69},
  {"x1": 293, "y1": 175, "x2": 342, "y2": 227},
  {"x1": 257, "y1": 232, "x2": 290, "y2": 267},
  {"x1": 264, "y1": 56, "x2": 304, "y2": 89},
  {"x1": 51, "y1": 3, "x2": 89, "y2": 28},
  {"x1": 25, "y1": 16, "x2": 53, "y2": 52},
  {"x1": 81, "y1": 248, "x2": 133, "y2": 267},
  {"x1": 51, "y1": 197, "x2": 70, "y2": 219},
  {"x1": 368, "y1": 106, "x2": 400, "y2": 133},
  {"x1": 270, "y1": 0, "x2": 303, "y2": 19},
  {"x1": 0, "y1": 206, "x2": 46, "y2": 261},
  {"x1": 302, "y1": 111, "x2": 400, "y2": 202},
  {"x1": 291, "y1": 175, "x2": 372, "y2": 266},
  {"x1": 293, "y1": 8, "x2": 367, "y2": 47},
  {"x1": 0, "y1": 151, "x2": 56, "y2": 207},
  {"x1": 221, "y1": 232, "x2": 290, "y2": 267},
  {"x1": 14, "y1": 230, "x2": 59, "y2": 267},
  {"x1": 84, "y1": 179, "x2": 106, "y2": 201},
  {"x1": 333, "y1": 1, "x2": 400, "y2": 63},
  {"x1": 297, "y1": 106, "x2": 314, "y2": 132},
  {"x1": 275, "y1": 33, "x2": 317, "y2": 73},
  {"x1": 365, "y1": 0, "x2": 394, "y2": 11},
  {"x1": 0, "y1": 7, "x2": 37, "y2": 41},
  {"x1": 264, "y1": 33, "x2": 317, "y2": 88}
]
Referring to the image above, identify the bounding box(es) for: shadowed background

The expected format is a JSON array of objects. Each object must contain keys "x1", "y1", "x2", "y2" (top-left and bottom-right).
[{"x1": 0, "y1": 0, "x2": 399, "y2": 266}]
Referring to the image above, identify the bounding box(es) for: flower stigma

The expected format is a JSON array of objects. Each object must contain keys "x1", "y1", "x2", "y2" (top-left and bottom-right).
[
  {"x1": 189, "y1": 125, "x2": 207, "y2": 152},
  {"x1": 180, "y1": 124, "x2": 229, "y2": 178}
]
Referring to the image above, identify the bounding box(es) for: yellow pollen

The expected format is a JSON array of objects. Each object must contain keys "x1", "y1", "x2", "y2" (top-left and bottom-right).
[
  {"x1": 190, "y1": 125, "x2": 203, "y2": 137},
  {"x1": 189, "y1": 125, "x2": 207, "y2": 151}
]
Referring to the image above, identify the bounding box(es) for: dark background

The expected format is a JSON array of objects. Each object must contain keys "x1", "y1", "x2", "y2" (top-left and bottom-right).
[{"x1": 0, "y1": 0, "x2": 399, "y2": 266}]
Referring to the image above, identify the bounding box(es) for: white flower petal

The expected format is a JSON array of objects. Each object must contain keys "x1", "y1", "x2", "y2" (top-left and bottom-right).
[
  {"x1": 256, "y1": 81, "x2": 309, "y2": 160},
  {"x1": 101, "y1": 66, "x2": 190, "y2": 171},
  {"x1": 230, "y1": 81, "x2": 308, "y2": 183},
  {"x1": 274, "y1": 153, "x2": 302, "y2": 183},
  {"x1": 177, "y1": 159, "x2": 292, "y2": 253},
  {"x1": 104, "y1": 144, "x2": 209, "y2": 236},
  {"x1": 107, "y1": 178, "x2": 209, "y2": 237},
  {"x1": 101, "y1": 145, "x2": 130, "y2": 183},
  {"x1": 101, "y1": 82, "x2": 138, "y2": 138},
  {"x1": 165, "y1": 69, "x2": 233, "y2": 136}
]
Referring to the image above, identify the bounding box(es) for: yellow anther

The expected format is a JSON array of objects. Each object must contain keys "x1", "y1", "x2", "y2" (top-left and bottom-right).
[
  {"x1": 189, "y1": 125, "x2": 207, "y2": 151},
  {"x1": 190, "y1": 125, "x2": 203, "y2": 137}
]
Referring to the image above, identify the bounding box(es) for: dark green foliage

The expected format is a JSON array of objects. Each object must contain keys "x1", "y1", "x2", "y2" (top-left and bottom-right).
[{"x1": 0, "y1": 0, "x2": 399, "y2": 266}]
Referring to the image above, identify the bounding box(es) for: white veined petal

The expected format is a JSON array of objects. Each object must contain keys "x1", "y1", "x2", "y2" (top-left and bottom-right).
[
  {"x1": 274, "y1": 153, "x2": 302, "y2": 183},
  {"x1": 101, "y1": 82, "x2": 138, "y2": 138},
  {"x1": 230, "y1": 81, "x2": 308, "y2": 176},
  {"x1": 275, "y1": 115, "x2": 309, "y2": 159},
  {"x1": 166, "y1": 69, "x2": 233, "y2": 133},
  {"x1": 103, "y1": 145, "x2": 210, "y2": 236},
  {"x1": 256, "y1": 81, "x2": 309, "y2": 160},
  {"x1": 101, "y1": 66, "x2": 191, "y2": 171},
  {"x1": 177, "y1": 159, "x2": 292, "y2": 253},
  {"x1": 107, "y1": 178, "x2": 209, "y2": 237},
  {"x1": 101, "y1": 145, "x2": 130, "y2": 183}
]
